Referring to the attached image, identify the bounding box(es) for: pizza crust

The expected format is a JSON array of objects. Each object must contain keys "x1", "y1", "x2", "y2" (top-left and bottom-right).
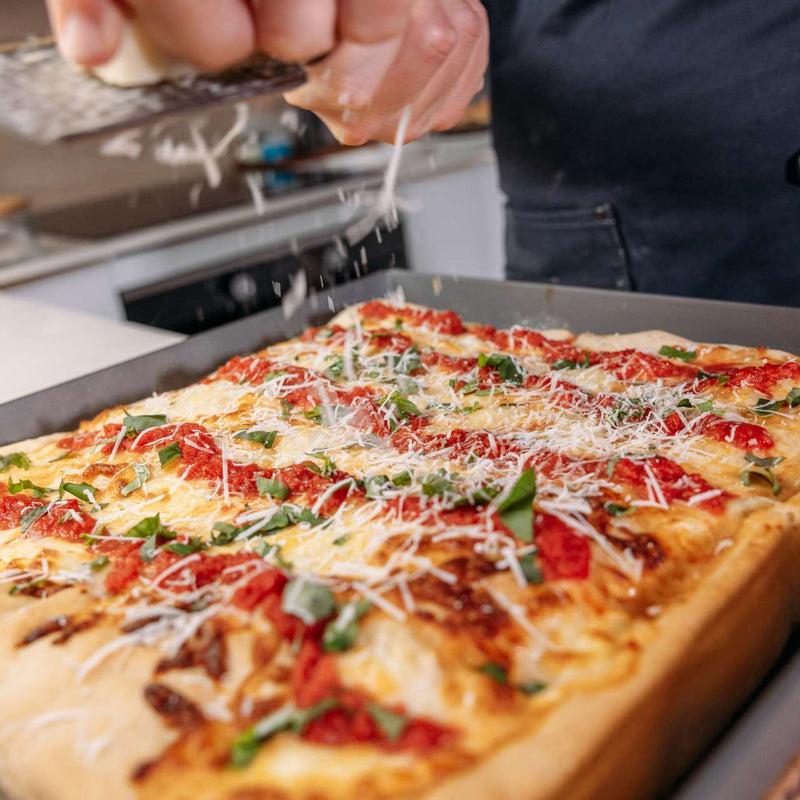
[{"x1": 423, "y1": 499, "x2": 800, "y2": 800}]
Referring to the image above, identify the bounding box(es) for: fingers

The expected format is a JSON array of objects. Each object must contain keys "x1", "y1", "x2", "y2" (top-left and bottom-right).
[
  {"x1": 46, "y1": 0, "x2": 124, "y2": 66},
  {"x1": 124, "y1": 0, "x2": 256, "y2": 72},
  {"x1": 251, "y1": 0, "x2": 336, "y2": 63},
  {"x1": 337, "y1": 0, "x2": 411, "y2": 43}
]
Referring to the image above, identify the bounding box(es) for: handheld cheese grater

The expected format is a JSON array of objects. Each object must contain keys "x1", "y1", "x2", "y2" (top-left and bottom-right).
[{"x1": 0, "y1": 34, "x2": 306, "y2": 144}]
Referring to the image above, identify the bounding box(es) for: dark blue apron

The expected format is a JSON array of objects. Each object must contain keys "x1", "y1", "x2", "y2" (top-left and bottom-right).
[{"x1": 483, "y1": 0, "x2": 800, "y2": 305}]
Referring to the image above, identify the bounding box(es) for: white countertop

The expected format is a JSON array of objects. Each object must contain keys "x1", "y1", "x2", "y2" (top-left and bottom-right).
[{"x1": 0, "y1": 293, "x2": 183, "y2": 404}]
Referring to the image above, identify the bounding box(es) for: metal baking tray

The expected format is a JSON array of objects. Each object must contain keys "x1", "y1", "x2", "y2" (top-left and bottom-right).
[{"x1": 2, "y1": 269, "x2": 800, "y2": 797}]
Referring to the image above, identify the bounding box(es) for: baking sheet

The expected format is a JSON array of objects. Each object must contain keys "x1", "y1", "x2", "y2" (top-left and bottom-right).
[{"x1": 2, "y1": 269, "x2": 800, "y2": 798}]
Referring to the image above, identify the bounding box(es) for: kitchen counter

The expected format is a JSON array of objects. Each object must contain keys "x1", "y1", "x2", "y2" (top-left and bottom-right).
[{"x1": 0, "y1": 293, "x2": 182, "y2": 404}]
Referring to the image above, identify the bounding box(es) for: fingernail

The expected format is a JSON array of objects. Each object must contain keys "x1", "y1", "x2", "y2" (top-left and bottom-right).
[{"x1": 59, "y1": 11, "x2": 111, "y2": 65}]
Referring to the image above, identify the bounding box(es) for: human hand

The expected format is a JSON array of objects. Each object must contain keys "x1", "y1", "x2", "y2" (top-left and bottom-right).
[{"x1": 46, "y1": 0, "x2": 488, "y2": 143}]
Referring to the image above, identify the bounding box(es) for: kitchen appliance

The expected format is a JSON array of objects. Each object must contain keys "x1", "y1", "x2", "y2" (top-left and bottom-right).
[{"x1": 1, "y1": 271, "x2": 800, "y2": 798}]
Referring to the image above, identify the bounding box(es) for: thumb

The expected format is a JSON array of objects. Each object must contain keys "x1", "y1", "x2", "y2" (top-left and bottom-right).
[{"x1": 46, "y1": 0, "x2": 124, "y2": 66}]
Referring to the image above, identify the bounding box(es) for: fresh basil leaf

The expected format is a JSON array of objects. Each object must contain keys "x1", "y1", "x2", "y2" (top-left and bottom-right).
[
  {"x1": 364, "y1": 474, "x2": 391, "y2": 498},
  {"x1": 551, "y1": 358, "x2": 577, "y2": 370},
  {"x1": 740, "y1": 467, "x2": 781, "y2": 496},
  {"x1": 385, "y1": 349, "x2": 422, "y2": 376},
  {"x1": 366, "y1": 704, "x2": 408, "y2": 741},
  {"x1": 754, "y1": 397, "x2": 785, "y2": 416},
  {"x1": 457, "y1": 379, "x2": 480, "y2": 395},
  {"x1": 382, "y1": 390, "x2": 421, "y2": 420},
  {"x1": 518, "y1": 553, "x2": 544, "y2": 585},
  {"x1": 422, "y1": 470, "x2": 454, "y2": 497},
  {"x1": 60, "y1": 481, "x2": 101, "y2": 507},
  {"x1": 165, "y1": 537, "x2": 207, "y2": 556},
  {"x1": 139, "y1": 533, "x2": 159, "y2": 563},
  {"x1": 324, "y1": 355, "x2": 346, "y2": 380},
  {"x1": 235, "y1": 430, "x2": 277, "y2": 448},
  {"x1": 123, "y1": 414, "x2": 167, "y2": 434},
  {"x1": 745, "y1": 452, "x2": 785, "y2": 469},
  {"x1": 126, "y1": 513, "x2": 176, "y2": 540},
  {"x1": 230, "y1": 704, "x2": 299, "y2": 768},
  {"x1": 496, "y1": 469, "x2": 537, "y2": 543},
  {"x1": 659, "y1": 345, "x2": 696, "y2": 362},
  {"x1": 8, "y1": 477, "x2": 49, "y2": 498},
  {"x1": 19, "y1": 505, "x2": 49, "y2": 533},
  {"x1": 158, "y1": 442, "x2": 182, "y2": 467},
  {"x1": 304, "y1": 406, "x2": 323, "y2": 424},
  {"x1": 211, "y1": 522, "x2": 242, "y2": 546},
  {"x1": 518, "y1": 680, "x2": 547, "y2": 695},
  {"x1": 332, "y1": 534, "x2": 350, "y2": 546},
  {"x1": 264, "y1": 370, "x2": 288, "y2": 383},
  {"x1": 289, "y1": 698, "x2": 339, "y2": 734},
  {"x1": 89, "y1": 555, "x2": 109, "y2": 571},
  {"x1": 307, "y1": 453, "x2": 337, "y2": 478},
  {"x1": 786, "y1": 387, "x2": 800, "y2": 407},
  {"x1": 322, "y1": 599, "x2": 371, "y2": 653},
  {"x1": 280, "y1": 399, "x2": 293, "y2": 418},
  {"x1": 281, "y1": 578, "x2": 336, "y2": 624},
  {"x1": 256, "y1": 475, "x2": 290, "y2": 501},
  {"x1": 604, "y1": 502, "x2": 632, "y2": 517},
  {"x1": 0, "y1": 453, "x2": 31, "y2": 472},
  {"x1": 696, "y1": 369, "x2": 729, "y2": 385},
  {"x1": 478, "y1": 353, "x2": 524, "y2": 384},
  {"x1": 395, "y1": 375, "x2": 419, "y2": 396},
  {"x1": 676, "y1": 398, "x2": 694, "y2": 409},
  {"x1": 392, "y1": 471, "x2": 412, "y2": 487},
  {"x1": 121, "y1": 463, "x2": 150, "y2": 497},
  {"x1": 479, "y1": 661, "x2": 508, "y2": 685}
]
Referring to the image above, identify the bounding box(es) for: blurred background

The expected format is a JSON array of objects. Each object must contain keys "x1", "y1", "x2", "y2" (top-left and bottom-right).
[{"x1": 0, "y1": 0, "x2": 503, "y2": 335}]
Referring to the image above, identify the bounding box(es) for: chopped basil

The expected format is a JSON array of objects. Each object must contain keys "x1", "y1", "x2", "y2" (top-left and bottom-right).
[
  {"x1": 604, "y1": 502, "x2": 632, "y2": 517},
  {"x1": 234, "y1": 430, "x2": 278, "y2": 448},
  {"x1": 518, "y1": 553, "x2": 544, "y2": 584},
  {"x1": 59, "y1": 481, "x2": 101, "y2": 508},
  {"x1": 8, "y1": 477, "x2": 49, "y2": 498},
  {"x1": 696, "y1": 369, "x2": 729, "y2": 385},
  {"x1": 479, "y1": 661, "x2": 508, "y2": 685},
  {"x1": 392, "y1": 471, "x2": 412, "y2": 487},
  {"x1": 395, "y1": 375, "x2": 419, "y2": 396},
  {"x1": 158, "y1": 442, "x2": 182, "y2": 467},
  {"x1": 364, "y1": 474, "x2": 391, "y2": 498},
  {"x1": 126, "y1": 513, "x2": 176, "y2": 540},
  {"x1": 676, "y1": 398, "x2": 694, "y2": 408},
  {"x1": 324, "y1": 355, "x2": 346, "y2": 380},
  {"x1": 19, "y1": 505, "x2": 49, "y2": 533},
  {"x1": 332, "y1": 534, "x2": 350, "y2": 546},
  {"x1": 754, "y1": 397, "x2": 784, "y2": 416},
  {"x1": 460, "y1": 484, "x2": 501, "y2": 507},
  {"x1": 165, "y1": 538, "x2": 207, "y2": 556},
  {"x1": 381, "y1": 390, "x2": 421, "y2": 421},
  {"x1": 49, "y1": 451, "x2": 75, "y2": 463},
  {"x1": 740, "y1": 467, "x2": 781, "y2": 497},
  {"x1": 606, "y1": 455, "x2": 622, "y2": 478},
  {"x1": 89, "y1": 555, "x2": 109, "y2": 571},
  {"x1": 786, "y1": 387, "x2": 800, "y2": 407},
  {"x1": 385, "y1": 349, "x2": 422, "y2": 376},
  {"x1": 496, "y1": 469, "x2": 537, "y2": 543},
  {"x1": 211, "y1": 521, "x2": 240, "y2": 546},
  {"x1": 121, "y1": 463, "x2": 150, "y2": 497},
  {"x1": 659, "y1": 345, "x2": 696, "y2": 362},
  {"x1": 230, "y1": 700, "x2": 339, "y2": 768},
  {"x1": 264, "y1": 370, "x2": 289, "y2": 383},
  {"x1": 256, "y1": 475, "x2": 290, "y2": 501},
  {"x1": 459, "y1": 403, "x2": 481, "y2": 414},
  {"x1": 307, "y1": 453, "x2": 337, "y2": 478},
  {"x1": 456, "y1": 379, "x2": 479, "y2": 395},
  {"x1": 304, "y1": 406, "x2": 323, "y2": 424},
  {"x1": 477, "y1": 352, "x2": 524, "y2": 384},
  {"x1": 122, "y1": 413, "x2": 167, "y2": 434},
  {"x1": 140, "y1": 534, "x2": 159, "y2": 563},
  {"x1": 694, "y1": 400, "x2": 715, "y2": 413},
  {"x1": 280, "y1": 399, "x2": 293, "y2": 418},
  {"x1": 422, "y1": 470, "x2": 454, "y2": 497},
  {"x1": 551, "y1": 355, "x2": 590, "y2": 370},
  {"x1": 366, "y1": 704, "x2": 409, "y2": 741},
  {"x1": 322, "y1": 599, "x2": 371, "y2": 653},
  {"x1": 0, "y1": 453, "x2": 31, "y2": 472},
  {"x1": 744, "y1": 452, "x2": 785, "y2": 469},
  {"x1": 518, "y1": 681, "x2": 547, "y2": 695},
  {"x1": 281, "y1": 578, "x2": 336, "y2": 625}
]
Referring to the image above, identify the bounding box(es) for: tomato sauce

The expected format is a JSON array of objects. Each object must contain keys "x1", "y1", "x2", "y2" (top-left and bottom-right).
[
  {"x1": 587, "y1": 349, "x2": 696, "y2": 382},
  {"x1": 662, "y1": 412, "x2": 774, "y2": 451},
  {"x1": 534, "y1": 513, "x2": 591, "y2": 580},
  {"x1": 0, "y1": 495, "x2": 94, "y2": 541},
  {"x1": 360, "y1": 301, "x2": 466, "y2": 335},
  {"x1": 696, "y1": 360, "x2": 800, "y2": 394}
]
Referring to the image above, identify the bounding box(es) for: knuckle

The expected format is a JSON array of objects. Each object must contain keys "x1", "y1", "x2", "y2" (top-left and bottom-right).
[
  {"x1": 453, "y1": 1, "x2": 485, "y2": 39},
  {"x1": 410, "y1": 8, "x2": 456, "y2": 63}
]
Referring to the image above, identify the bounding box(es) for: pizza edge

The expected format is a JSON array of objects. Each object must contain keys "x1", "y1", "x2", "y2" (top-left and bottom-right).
[{"x1": 421, "y1": 497, "x2": 800, "y2": 800}]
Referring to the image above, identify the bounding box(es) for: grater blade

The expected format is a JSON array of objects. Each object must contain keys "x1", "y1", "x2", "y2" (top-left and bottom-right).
[{"x1": 0, "y1": 37, "x2": 306, "y2": 144}]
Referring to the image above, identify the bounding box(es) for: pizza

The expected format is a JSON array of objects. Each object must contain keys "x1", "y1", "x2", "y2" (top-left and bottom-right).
[{"x1": 1, "y1": 298, "x2": 799, "y2": 800}]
